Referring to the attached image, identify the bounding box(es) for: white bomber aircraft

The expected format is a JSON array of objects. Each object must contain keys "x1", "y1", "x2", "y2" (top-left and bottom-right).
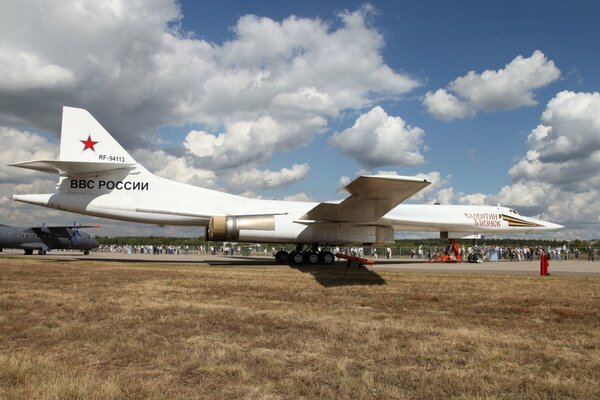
[{"x1": 10, "y1": 107, "x2": 563, "y2": 264}]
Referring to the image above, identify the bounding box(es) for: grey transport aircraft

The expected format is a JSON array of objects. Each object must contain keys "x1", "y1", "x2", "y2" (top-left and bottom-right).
[{"x1": 0, "y1": 224, "x2": 99, "y2": 255}]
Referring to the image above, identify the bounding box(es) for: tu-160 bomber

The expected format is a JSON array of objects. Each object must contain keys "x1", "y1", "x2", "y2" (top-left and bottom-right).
[{"x1": 9, "y1": 107, "x2": 562, "y2": 264}]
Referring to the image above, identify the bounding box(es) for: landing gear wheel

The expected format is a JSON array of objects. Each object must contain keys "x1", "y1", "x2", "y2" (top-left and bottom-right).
[
  {"x1": 84, "y1": 250, "x2": 90, "y2": 256},
  {"x1": 289, "y1": 250, "x2": 304, "y2": 265},
  {"x1": 305, "y1": 251, "x2": 319, "y2": 265},
  {"x1": 24, "y1": 249, "x2": 33, "y2": 255},
  {"x1": 38, "y1": 250, "x2": 46, "y2": 255},
  {"x1": 274, "y1": 250, "x2": 289, "y2": 264},
  {"x1": 319, "y1": 251, "x2": 335, "y2": 265}
]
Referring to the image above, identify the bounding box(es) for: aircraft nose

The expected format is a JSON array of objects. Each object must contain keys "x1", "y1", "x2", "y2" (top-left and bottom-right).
[{"x1": 544, "y1": 221, "x2": 564, "y2": 230}]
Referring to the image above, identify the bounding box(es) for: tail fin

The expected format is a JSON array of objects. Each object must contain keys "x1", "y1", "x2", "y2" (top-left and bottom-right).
[{"x1": 59, "y1": 107, "x2": 137, "y2": 164}]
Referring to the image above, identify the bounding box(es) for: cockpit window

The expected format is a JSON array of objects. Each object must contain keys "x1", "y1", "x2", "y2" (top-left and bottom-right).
[{"x1": 509, "y1": 208, "x2": 519, "y2": 214}]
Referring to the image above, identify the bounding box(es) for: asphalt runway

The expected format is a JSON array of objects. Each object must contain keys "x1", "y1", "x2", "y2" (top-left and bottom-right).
[{"x1": 1, "y1": 249, "x2": 599, "y2": 277}]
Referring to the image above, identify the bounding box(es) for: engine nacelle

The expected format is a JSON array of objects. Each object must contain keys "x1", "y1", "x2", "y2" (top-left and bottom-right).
[{"x1": 208, "y1": 215, "x2": 276, "y2": 241}]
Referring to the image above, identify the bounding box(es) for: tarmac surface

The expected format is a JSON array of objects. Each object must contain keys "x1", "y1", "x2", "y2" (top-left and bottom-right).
[{"x1": 1, "y1": 249, "x2": 599, "y2": 277}]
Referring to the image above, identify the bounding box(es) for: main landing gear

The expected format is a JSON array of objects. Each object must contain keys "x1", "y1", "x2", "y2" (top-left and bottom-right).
[{"x1": 274, "y1": 244, "x2": 335, "y2": 265}]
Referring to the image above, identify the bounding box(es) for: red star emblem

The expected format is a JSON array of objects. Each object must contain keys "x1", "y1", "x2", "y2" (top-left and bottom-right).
[{"x1": 80, "y1": 135, "x2": 98, "y2": 152}]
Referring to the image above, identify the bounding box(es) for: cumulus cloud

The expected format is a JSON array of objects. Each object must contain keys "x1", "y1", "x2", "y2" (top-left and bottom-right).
[
  {"x1": 0, "y1": 1, "x2": 419, "y2": 167},
  {"x1": 132, "y1": 149, "x2": 217, "y2": 189},
  {"x1": 418, "y1": 90, "x2": 600, "y2": 237},
  {"x1": 183, "y1": 115, "x2": 326, "y2": 169},
  {"x1": 422, "y1": 89, "x2": 475, "y2": 121},
  {"x1": 423, "y1": 50, "x2": 560, "y2": 120},
  {"x1": 0, "y1": 52, "x2": 76, "y2": 91},
  {"x1": 329, "y1": 106, "x2": 425, "y2": 168},
  {"x1": 508, "y1": 91, "x2": 600, "y2": 190},
  {"x1": 337, "y1": 175, "x2": 352, "y2": 190},
  {"x1": 0, "y1": 127, "x2": 57, "y2": 183},
  {"x1": 475, "y1": 91, "x2": 600, "y2": 236},
  {"x1": 282, "y1": 192, "x2": 312, "y2": 202},
  {"x1": 0, "y1": 0, "x2": 428, "y2": 234},
  {"x1": 228, "y1": 164, "x2": 310, "y2": 190}
]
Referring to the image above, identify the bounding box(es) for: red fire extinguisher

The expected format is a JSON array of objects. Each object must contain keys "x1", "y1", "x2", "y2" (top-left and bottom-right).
[{"x1": 540, "y1": 251, "x2": 549, "y2": 276}]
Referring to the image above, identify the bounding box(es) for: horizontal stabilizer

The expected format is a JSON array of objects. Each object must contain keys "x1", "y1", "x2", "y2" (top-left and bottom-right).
[
  {"x1": 8, "y1": 160, "x2": 135, "y2": 174},
  {"x1": 303, "y1": 175, "x2": 430, "y2": 222}
]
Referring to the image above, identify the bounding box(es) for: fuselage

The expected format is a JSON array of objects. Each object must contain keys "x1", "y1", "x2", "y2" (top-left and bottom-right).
[{"x1": 12, "y1": 166, "x2": 562, "y2": 244}]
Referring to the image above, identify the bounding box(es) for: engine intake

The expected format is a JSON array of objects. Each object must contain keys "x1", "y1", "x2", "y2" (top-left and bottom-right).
[{"x1": 208, "y1": 215, "x2": 276, "y2": 241}]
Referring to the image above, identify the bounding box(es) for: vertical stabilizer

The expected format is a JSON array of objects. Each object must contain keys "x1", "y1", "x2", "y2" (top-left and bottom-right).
[{"x1": 59, "y1": 107, "x2": 137, "y2": 164}]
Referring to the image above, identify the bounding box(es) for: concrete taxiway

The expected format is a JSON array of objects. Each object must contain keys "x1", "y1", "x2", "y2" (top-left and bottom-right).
[{"x1": 1, "y1": 249, "x2": 598, "y2": 277}]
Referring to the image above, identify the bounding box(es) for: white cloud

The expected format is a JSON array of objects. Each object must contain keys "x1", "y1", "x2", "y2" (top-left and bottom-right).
[
  {"x1": 0, "y1": 0, "x2": 424, "y2": 204},
  {"x1": 479, "y1": 91, "x2": 600, "y2": 237},
  {"x1": 410, "y1": 171, "x2": 452, "y2": 202},
  {"x1": 283, "y1": 192, "x2": 312, "y2": 202},
  {"x1": 435, "y1": 188, "x2": 455, "y2": 205},
  {"x1": 133, "y1": 149, "x2": 217, "y2": 189},
  {"x1": 456, "y1": 192, "x2": 489, "y2": 205},
  {"x1": 0, "y1": 127, "x2": 57, "y2": 182},
  {"x1": 416, "y1": 90, "x2": 600, "y2": 237},
  {"x1": 424, "y1": 50, "x2": 560, "y2": 120},
  {"x1": 0, "y1": 52, "x2": 75, "y2": 91},
  {"x1": 329, "y1": 106, "x2": 425, "y2": 168},
  {"x1": 0, "y1": 1, "x2": 419, "y2": 170},
  {"x1": 533, "y1": 91, "x2": 600, "y2": 162},
  {"x1": 337, "y1": 175, "x2": 352, "y2": 189},
  {"x1": 183, "y1": 115, "x2": 326, "y2": 169},
  {"x1": 508, "y1": 91, "x2": 600, "y2": 190},
  {"x1": 422, "y1": 89, "x2": 475, "y2": 121},
  {"x1": 228, "y1": 164, "x2": 310, "y2": 190}
]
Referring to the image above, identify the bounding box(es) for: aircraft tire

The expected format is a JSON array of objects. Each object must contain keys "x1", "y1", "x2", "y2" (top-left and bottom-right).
[
  {"x1": 84, "y1": 250, "x2": 90, "y2": 255},
  {"x1": 24, "y1": 250, "x2": 33, "y2": 255},
  {"x1": 274, "y1": 250, "x2": 289, "y2": 264},
  {"x1": 289, "y1": 250, "x2": 304, "y2": 265},
  {"x1": 319, "y1": 251, "x2": 335, "y2": 265},
  {"x1": 305, "y1": 251, "x2": 319, "y2": 265}
]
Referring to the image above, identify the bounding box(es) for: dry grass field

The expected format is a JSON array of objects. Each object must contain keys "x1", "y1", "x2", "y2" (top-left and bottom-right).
[{"x1": 1, "y1": 257, "x2": 599, "y2": 400}]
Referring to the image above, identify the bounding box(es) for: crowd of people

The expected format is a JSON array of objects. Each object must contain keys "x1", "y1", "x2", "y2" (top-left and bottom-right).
[
  {"x1": 410, "y1": 243, "x2": 598, "y2": 262},
  {"x1": 97, "y1": 242, "x2": 598, "y2": 262},
  {"x1": 98, "y1": 243, "x2": 274, "y2": 256}
]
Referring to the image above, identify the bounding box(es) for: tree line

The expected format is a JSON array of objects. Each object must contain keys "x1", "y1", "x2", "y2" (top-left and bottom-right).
[{"x1": 94, "y1": 236, "x2": 592, "y2": 250}]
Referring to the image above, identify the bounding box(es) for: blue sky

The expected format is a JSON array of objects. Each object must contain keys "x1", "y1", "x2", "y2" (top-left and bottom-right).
[
  {"x1": 178, "y1": 0, "x2": 598, "y2": 196},
  {"x1": 0, "y1": 1, "x2": 599, "y2": 238}
]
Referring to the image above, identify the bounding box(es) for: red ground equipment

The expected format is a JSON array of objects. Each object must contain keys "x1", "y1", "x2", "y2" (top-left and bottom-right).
[
  {"x1": 335, "y1": 253, "x2": 374, "y2": 268},
  {"x1": 429, "y1": 240, "x2": 462, "y2": 263}
]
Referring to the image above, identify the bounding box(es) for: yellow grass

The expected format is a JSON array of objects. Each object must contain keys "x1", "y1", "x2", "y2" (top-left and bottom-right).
[{"x1": 1, "y1": 257, "x2": 599, "y2": 399}]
